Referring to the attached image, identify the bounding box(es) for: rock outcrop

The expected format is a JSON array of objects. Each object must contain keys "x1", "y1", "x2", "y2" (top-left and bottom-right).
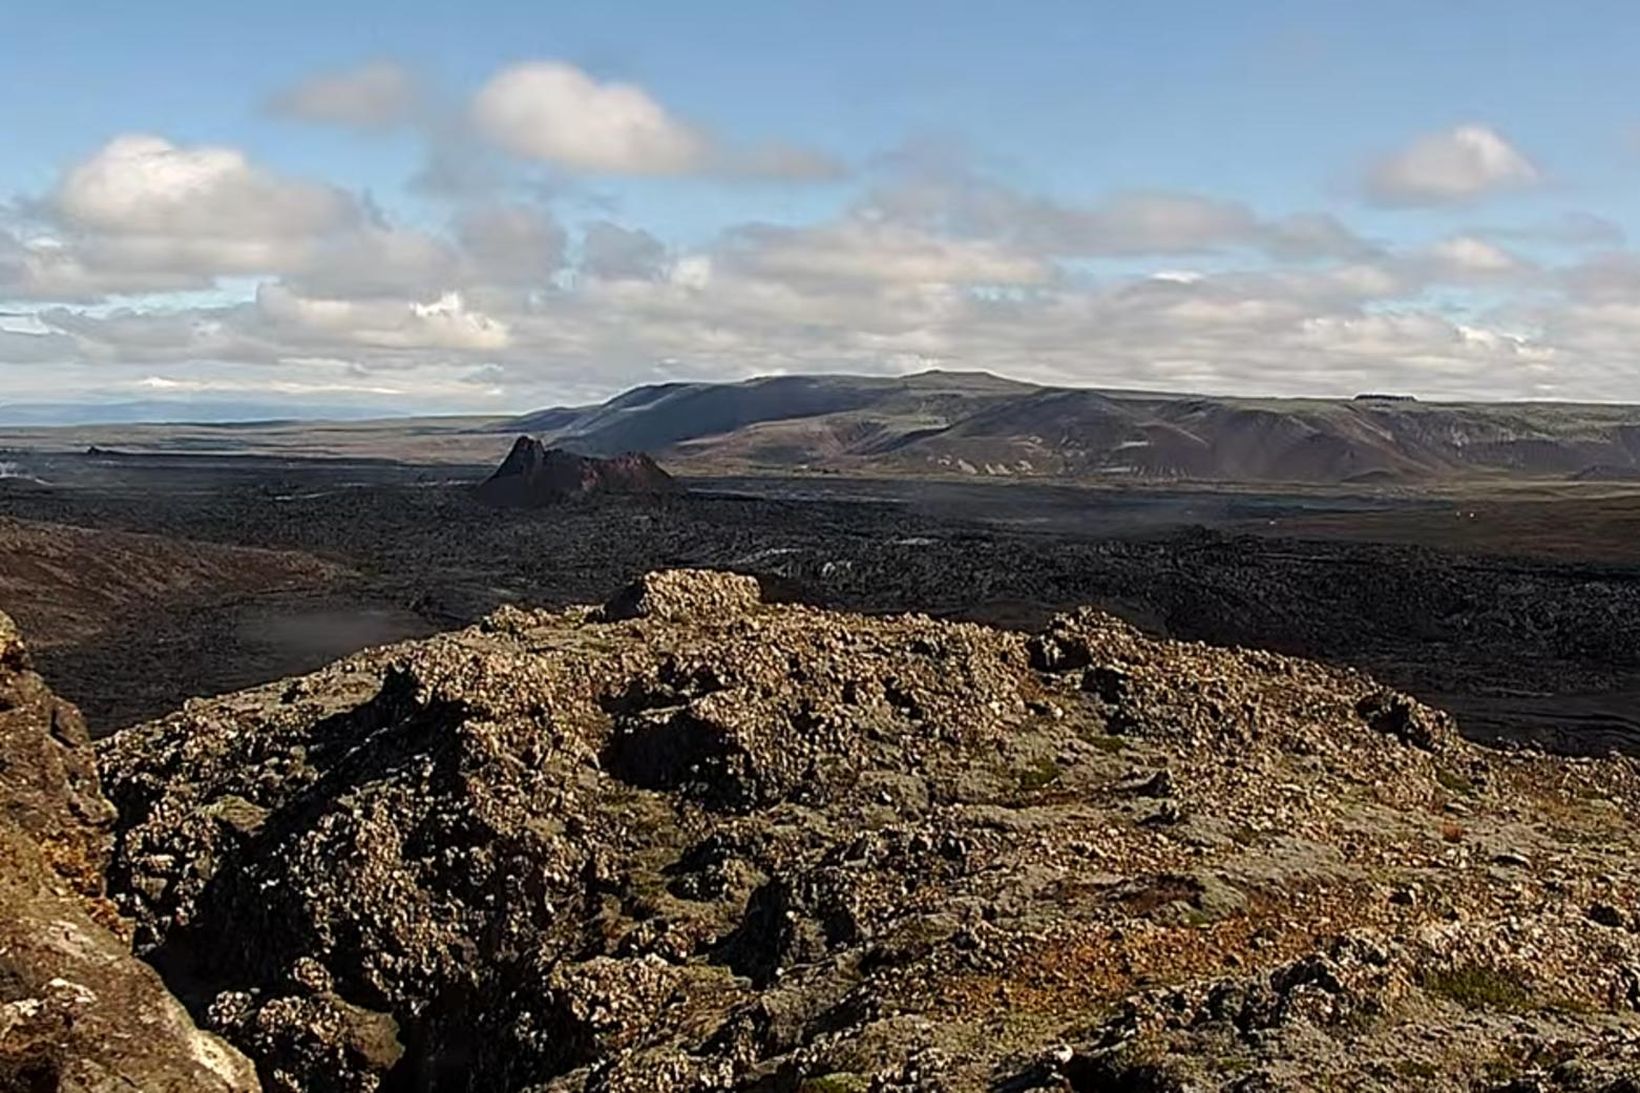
[
  {"x1": 476, "y1": 438, "x2": 680, "y2": 507},
  {"x1": 97, "y1": 573, "x2": 1640, "y2": 1092},
  {"x1": 0, "y1": 610, "x2": 260, "y2": 1092}
]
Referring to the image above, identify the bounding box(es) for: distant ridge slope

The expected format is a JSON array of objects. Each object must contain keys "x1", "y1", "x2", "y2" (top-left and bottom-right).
[
  {"x1": 475, "y1": 436, "x2": 681, "y2": 507},
  {"x1": 507, "y1": 369, "x2": 1640, "y2": 484}
]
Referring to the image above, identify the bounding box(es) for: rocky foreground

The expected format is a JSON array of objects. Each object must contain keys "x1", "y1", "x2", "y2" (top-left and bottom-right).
[
  {"x1": 0, "y1": 610, "x2": 259, "y2": 1091},
  {"x1": 75, "y1": 570, "x2": 1640, "y2": 1091}
]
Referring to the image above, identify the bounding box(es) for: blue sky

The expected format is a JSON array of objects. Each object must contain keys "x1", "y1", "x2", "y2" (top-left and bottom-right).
[{"x1": 5, "y1": 1, "x2": 1640, "y2": 414}]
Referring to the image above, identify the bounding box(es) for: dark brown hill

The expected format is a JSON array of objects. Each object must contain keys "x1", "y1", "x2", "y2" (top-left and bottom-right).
[{"x1": 475, "y1": 437, "x2": 681, "y2": 507}]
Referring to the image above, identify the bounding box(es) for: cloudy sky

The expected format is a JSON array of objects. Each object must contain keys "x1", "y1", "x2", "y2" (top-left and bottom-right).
[{"x1": 7, "y1": 0, "x2": 1640, "y2": 416}]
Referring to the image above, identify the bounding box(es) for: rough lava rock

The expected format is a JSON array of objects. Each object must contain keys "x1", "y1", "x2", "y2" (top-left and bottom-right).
[
  {"x1": 599, "y1": 568, "x2": 763, "y2": 623},
  {"x1": 475, "y1": 437, "x2": 680, "y2": 507},
  {"x1": 98, "y1": 572, "x2": 1640, "y2": 1092},
  {"x1": 0, "y1": 610, "x2": 260, "y2": 1092}
]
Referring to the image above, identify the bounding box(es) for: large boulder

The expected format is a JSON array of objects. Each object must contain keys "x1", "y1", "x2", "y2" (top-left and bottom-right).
[
  {"x1": 0, "y1": 610, "x2": 259, "y2": 1092},
  {"x1": 599, "y1": 568, "x2": 763, "y2": 624}
]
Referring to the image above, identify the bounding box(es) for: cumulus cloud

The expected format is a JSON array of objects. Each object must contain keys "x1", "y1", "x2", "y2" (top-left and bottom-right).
[
  {"x1": 10, "y1": 116, "x2": 1640, "y2": 407},
  {"x1": 950, "y1": 189, "x2": 1263, "y2": 256},
  {"x1": 1560, "y1": 251, "x2": 1640, "y2": 303},
  {"x1": 1425, "y1": 235, "x2": 1533, "y2": 279},
  {"x1": 0, "y1": 134, "x2": 364, "y2": 297},
  {"x1": 10, "y1": 198, "x2": 1593, "y2": 406},
  {"x1": 0, "y1": 326, "x2": 75, "y2": 364},
  {"x1": 0, "y1": 229, "x2": 211, "y2": 300},
  {"x1": 580, "y1": 220, "x2": 667, "y2": 280},
  {"x1": 57, "y1": 134, "x2": 355, "y2": 239},
  {"x1": 1364, "y1": 124, "x2": 1542, "y2": 206},
  {"x1": 268, "y1": 60, "x2": 422, "y2": 129},
  {"x1": 256, "y1": 284, "x2": 510, "y2": 351},
  {"x1": 722, "y1": 219, "x2": 1053, "y2": 287},
  {"x1": 471, "y1": 60, "x2": 843, "y2": 180},
  {"x1": 455, "y1": 204, "x2": 566, "y2": 284},
  {"x1": 866, "y1": 159, "x2": 1375, "y2": 262},
  {"x1": 286, "y1": 226, "x2": 461, "y2": 299},
  {"x1": 472, "y1": 62, "x2": 710, "y2": 175},
  {"x1": 1472, "y1": 211, "x2": 1626, "y2": 248},
  {"x1": 718, "y1": 142, "x2": 849, "y2": 183}
]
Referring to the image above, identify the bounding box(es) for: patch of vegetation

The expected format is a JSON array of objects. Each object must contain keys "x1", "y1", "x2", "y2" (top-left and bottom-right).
[
  {"x1": 1420, "y1": 963, "x2": 1533, "y2": 1012},
  {"x1": 1075, "y1": 1039, "x2": 1190, "y2": 1092},
  {"x1": 1016, "y1": 756, "x2": 1061, "y2": 793},
  {"x1": 1087, "y1": 734, "x2": 1128, "y2": 754},
  {"x1": 798, "y1": 1075, "x2": 867, "y2": 1093},
  {"x1": 1395, "y1": 1060, "x2": 1439, "y2": 1082},
  {"x1": 1434, "y1": 766, "x2": 1476, "y2": 796},
  {"x1": 1542, "y1": 995, "x2": 1598, "y2": 1017}
]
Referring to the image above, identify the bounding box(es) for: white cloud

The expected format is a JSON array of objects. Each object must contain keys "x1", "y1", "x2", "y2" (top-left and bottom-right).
[
  {"x1": 469, "y1": 60, "x2": 843, "y2": 181},
  {"x1": 455, "y1": 204, "x2": 566, "y2": 284},
  {"x1": 57, "y1": 134, "x2": 355, "y2": 239},
  {"x1": 11, "y1": 123, "x2": 1640, "y2": 406},
  {"x1": 472, "y1": 62, "x2": 708, "y2": 175},
  {"x1": 722, "y1": 220, "x2": 1053, "y2": 287},
  {"x1": 1472, "y1": 211, "x2": 1626, "y2": 248},
  {"x1": 1561, "y1": 251, "x2": 1640, "y2": 303},
  {"x1": 10, "y1": 232, "x2": 1626, "y2": 403},
  {"x1": 268, "y1": 60, "x2": 421, "y2": 129},
  {"x1": 580, "y1": 220, "x2": 667, "y2": 281},
  {"x1": 2, "y1": 134, "x2": 363, "y2": 296},
  {"x1": 718, "y1": 142, "x2": 848, "y2": 183},
  {"x1": 1364, "y1": 124, "x2": 1542, "y2": 206},
  {"x1": 255, "y1": 284, "x2": 510, "y2": 351},
  {"x1": 287, "y1": 226, "x2": 460, "y2": 299},
  {"x1": 0, "y1": 327, "x2": 75, "y2": 363},
  {"x1": 0, "y1": 230, "x2": 211, "y2": 300},
  {"x1": 868, "y1": 166, "x2": 1374, "y2": 261},
  {"x1": 1426, "y1": 235, "x2": 1531, "y2": 279}
]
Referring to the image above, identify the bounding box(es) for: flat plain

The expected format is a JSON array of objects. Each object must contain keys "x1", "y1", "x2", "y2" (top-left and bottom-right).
[{"x1": 3, "y1": 439, "x2": 1637, "y2": 759}]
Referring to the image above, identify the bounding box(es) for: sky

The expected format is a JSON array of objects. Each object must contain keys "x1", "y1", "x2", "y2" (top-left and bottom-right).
[{"x1": 7, "y1": 1, "x2": 1640, "y2": 416}]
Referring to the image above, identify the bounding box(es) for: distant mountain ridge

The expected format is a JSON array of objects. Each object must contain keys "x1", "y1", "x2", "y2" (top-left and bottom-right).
[
  {"x1": 504, "y1": 369, "x2": 1640, "y2": 484},
  {"x1": 0, "y1": 399, "x2": 394, "y2": 427}
]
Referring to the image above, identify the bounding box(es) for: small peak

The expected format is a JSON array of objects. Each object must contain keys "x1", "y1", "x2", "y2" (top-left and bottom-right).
[{"x1": 476, "y1": 439, "x2": 681, "y2": 507}]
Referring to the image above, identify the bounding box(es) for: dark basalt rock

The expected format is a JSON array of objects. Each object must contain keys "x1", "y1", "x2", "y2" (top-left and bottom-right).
[{"x1": 475, "y1": 437, "x2": 681, "y2": 507}]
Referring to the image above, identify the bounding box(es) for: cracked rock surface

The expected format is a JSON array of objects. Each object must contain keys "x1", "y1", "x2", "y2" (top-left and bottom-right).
[{"x1": 98, "y1": 571, "x2": 1640, "y2": 1092}]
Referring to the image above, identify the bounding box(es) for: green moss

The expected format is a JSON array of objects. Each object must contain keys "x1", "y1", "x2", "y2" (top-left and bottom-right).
[
  {"x1": 1395, "y1": 1060, "x2": 1439, "y2": 1082},
  {"x1": 1087, "y1": 734, "x2": 1128, "y2": 754},
  {"x1": 799, "y1": 1075, "x2": 868, "y2": 1093},
  {"x1": 1434, "y1": 767, "x2": 1476, "y2": 796},
  {"x1": 1016, "y1": 756, "x2": 1061, "y2": 793},
  {"x1": 1421, "y1": 963, "x2": 1532, "y2": 1011}
]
